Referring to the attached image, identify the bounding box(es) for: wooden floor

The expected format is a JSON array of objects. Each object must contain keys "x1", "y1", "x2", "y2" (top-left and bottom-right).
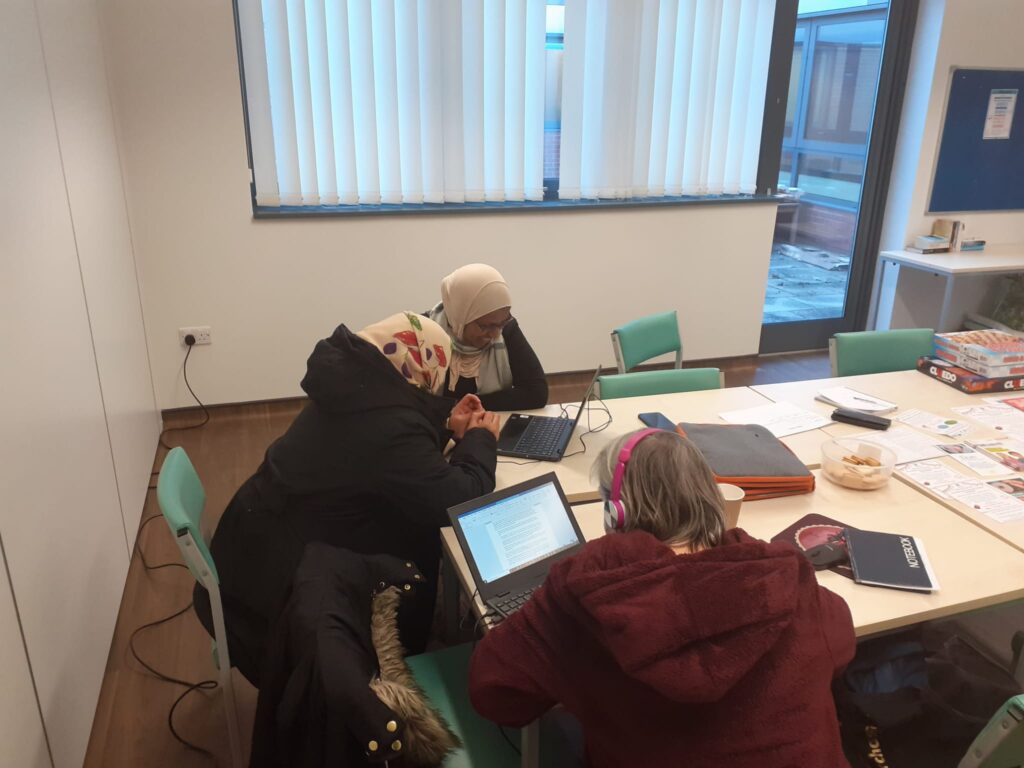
[{"x1": 83, "y1": 350, "x2": 831, "y2": 767}]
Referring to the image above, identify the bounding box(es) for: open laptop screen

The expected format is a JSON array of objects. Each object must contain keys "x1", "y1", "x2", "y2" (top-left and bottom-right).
[{"x1": 455, "y1": 479, "x2": 582, "y2": 585}]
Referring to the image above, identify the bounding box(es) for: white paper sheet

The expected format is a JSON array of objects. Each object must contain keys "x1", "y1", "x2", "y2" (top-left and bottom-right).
[
  {"x1": 952, "y1": 404, "x2": 1024, "y2": 439},
  {"x1": 968, "y1": 439, "x2": 1024, "y2": 473},
  {"x1": 939, "y1": 444, "x2": 1016, "y2": 477},
  {"x1": 897, "y1": 460, "x2": 965, "y2": 498},
  {"x1": 945, "y1": 482, "x2": 1024, "y2": 522},
  {"x1": 718, "y1": 401, "x2": 830, "y2": 438},
  {"x1": 983, "y1": 88, "x2": 1017, "y2": 140},
  {"x1": 896, "y1": 408, "x2": 970, "y2": 438},
  {"x1": 847, "y1": 427, "x2": 947, "y2": 465}
]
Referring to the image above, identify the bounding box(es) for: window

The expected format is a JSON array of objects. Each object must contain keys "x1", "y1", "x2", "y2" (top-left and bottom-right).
[
  {"x1": 235, "y1": 0, "x2": 780, "y2": 213},
  {"x1": 776, "y1": 8, "x2": 885, "y2": 207}
]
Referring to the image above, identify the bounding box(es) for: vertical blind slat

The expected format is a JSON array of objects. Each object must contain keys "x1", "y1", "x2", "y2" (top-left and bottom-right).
[
  {"x1": 325, "y1": 0, "x2": 358, "y2": 203},
  {"x1": 306, "y1": 0, "x2": 337, "y2": 204},
  {"x1": 523, "y1": 0, "x2": 546, "y2": 201}
]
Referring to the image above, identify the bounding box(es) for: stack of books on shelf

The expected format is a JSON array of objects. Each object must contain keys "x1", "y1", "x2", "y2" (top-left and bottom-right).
[
  {"x1": 906, "y1": 219, "x2": 986, "y2": 254},
  {"x1": 919, "y1": 330, "x2": 1024, "y2": 393}
]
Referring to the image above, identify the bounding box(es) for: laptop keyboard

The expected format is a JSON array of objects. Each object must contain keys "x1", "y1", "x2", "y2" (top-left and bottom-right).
[
  {"x1": 514, "y1": 418, "x2": 569, "y2": 455},
  {"x1": 487, "y1": 585, "x2": 539, "y2": 618}
]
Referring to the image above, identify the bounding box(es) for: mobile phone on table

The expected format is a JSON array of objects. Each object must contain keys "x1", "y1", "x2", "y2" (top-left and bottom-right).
[
  {"x1": 638, "y1": 412, "x2": 676, "y2": 431},
  {"x1": 830, "y1": 407, "x2": 891, "y2": 430}
]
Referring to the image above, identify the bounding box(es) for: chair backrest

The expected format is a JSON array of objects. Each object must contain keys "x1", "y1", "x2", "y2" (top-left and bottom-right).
[
  {"x1": 597, "y1": 368, "x2": 722, "y2": 400},
  {"x1": 959, "y1": 695, "x2": 1024, "y2": 768},
  {"x1": 830, "y1": 328, "x2": 934, "y2": 377},
  {"x1": 156, "y1": 447, "x2": 218, "y2": 584},
  {"x1": 611, "y1": 311, "x2": 682, "y2": 372}
]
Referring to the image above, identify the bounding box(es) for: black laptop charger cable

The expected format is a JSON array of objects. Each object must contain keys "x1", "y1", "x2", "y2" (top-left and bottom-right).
[
  {"x1": 126, "y1": 512, "x2": 218, "y2": 762},
  {"x1": 159, "y1": 334, "x2": 211, "y2": 451}
]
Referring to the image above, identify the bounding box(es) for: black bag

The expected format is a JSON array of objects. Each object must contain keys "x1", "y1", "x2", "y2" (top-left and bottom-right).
[{"x1": 835, "y1": 624, "x2": 1021, "y2": 768}]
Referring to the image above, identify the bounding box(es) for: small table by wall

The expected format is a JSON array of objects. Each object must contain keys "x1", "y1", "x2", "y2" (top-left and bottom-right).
[{"x1": 874, "y1": 246, "x2": 1024, "y2": 332}]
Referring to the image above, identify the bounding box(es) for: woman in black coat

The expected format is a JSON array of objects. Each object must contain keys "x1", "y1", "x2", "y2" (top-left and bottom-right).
[{"x1": 194, "y1": 312, "x2": 499, "y2": 684}]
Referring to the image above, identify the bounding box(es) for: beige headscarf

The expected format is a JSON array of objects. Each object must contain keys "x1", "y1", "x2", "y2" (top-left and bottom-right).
[
  {"x1": 426, "y1": 264, "x2": 514, "y2": 394},
  {"x1": 357, "y1": 312, "x2": 452, "y2": 395}
]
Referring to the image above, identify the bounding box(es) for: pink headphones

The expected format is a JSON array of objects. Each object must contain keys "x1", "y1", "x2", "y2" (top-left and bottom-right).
[{"x1": 604, "y1": 428, "x2": 663, "y2": 532}]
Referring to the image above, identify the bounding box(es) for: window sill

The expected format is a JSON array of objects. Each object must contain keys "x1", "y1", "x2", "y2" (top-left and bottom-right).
[{"x1": 252, "y1": 193, "x2": 782, "y2": 219}]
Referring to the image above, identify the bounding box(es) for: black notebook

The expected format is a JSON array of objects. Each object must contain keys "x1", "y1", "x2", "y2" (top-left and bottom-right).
[{"x1": 845, "y1": 529, "x2": 938, "y2": 593}]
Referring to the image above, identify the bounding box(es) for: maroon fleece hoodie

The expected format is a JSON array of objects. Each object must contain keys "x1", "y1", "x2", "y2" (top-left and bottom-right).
[{"x1": 469, "y1": 528, "x2": 855, "y2": 768}]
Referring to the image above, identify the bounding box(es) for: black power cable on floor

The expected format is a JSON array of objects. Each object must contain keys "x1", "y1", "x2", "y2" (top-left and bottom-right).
[{"x1": 126, "y1": 509, "x2": 219, "y2": 761}]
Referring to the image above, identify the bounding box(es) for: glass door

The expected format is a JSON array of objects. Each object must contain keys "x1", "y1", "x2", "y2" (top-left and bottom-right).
[{"x1": 760, "y1": 1, "x2": 911, "y2": 353}]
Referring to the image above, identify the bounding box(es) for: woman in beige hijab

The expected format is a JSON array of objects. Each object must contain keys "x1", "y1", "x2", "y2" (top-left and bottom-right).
[{"x1": 427, "y1": 264, "x2": 548, "y2": 411}]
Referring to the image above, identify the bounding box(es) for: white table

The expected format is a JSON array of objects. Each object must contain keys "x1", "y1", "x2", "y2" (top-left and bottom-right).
[
  {"x1": 441, "y1": 377, "x2": 1024, "y2": 768},
  {"x1": 875, "y1": 246, "x2": 1024, "y2": 332},
  {"x1": 753, "y1": 370, "x2": 1024, "y2": 554},
  {"x1": 494, "y1": 387, "x2": 828, "y2": 503}
]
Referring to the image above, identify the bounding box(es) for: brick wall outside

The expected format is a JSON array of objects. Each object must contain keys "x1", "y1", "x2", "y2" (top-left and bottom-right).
[{"x1": 775, "y1": 201, "x2": 857, "y2": 255}]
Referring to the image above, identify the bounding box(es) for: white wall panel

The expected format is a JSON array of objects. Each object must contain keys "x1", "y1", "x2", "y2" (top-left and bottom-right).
[
  {"x1": 98, "y1": 0, "x2": 778, "y2": 410},
  {"x1": 36, "y1": 0, "x2": 160, "y2": 545},
  {"x1": 882, "y1": 0, "x2": 1024, "y2": 253},
  {"x1": 0, "y1": 538, "x2": 51, "y2": 768},
  {"x1": 0, "y1": 1, "x2": 132, "y2": 765}
]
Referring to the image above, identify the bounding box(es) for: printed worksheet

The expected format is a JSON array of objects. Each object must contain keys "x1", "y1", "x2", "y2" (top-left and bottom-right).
[
  {"x1": 937, "y1": 443, "x2": 1015, "y2": 477},
  {"x1": 897, "y1": 460, "x2": 965, "y2": 498},
  {"x1": 953, "y1": 403, "x2": 1024, "y2": 439},
  {"x1": 895, "y1": 408, "x2": 970, "y2": 439},
  {"x1": 849, "y1": 427, "x2": 947, "y2": 465},
  {"x1": 968, "y1": 439, "x2": 1024, "y2": 473},
  {"x1": 945, "y1": 482, "x2": 1024, "y2": 523}
]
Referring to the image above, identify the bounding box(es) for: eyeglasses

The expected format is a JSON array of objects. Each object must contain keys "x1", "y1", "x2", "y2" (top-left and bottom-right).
[{"x1": 472, "y1": 314, "x2": 514, "y2": 334}]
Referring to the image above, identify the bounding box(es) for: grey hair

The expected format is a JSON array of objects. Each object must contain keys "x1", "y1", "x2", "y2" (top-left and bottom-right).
[{"x1": 593, "y1": 429, "x2": 726, "y2": 550}]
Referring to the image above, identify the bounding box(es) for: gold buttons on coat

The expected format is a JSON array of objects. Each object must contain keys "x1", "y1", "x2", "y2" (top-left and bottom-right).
[
  {"x1": 391, "y1": 740, "x2": 402, "y2": 751},
  {"x1": 367, "y1": 740, "x2": 378, "y2": 752},
  {"x1": 403, "y1": 584, "x2": 412, "y2": 591},
  {"x1": 386, "y1": 720, "x2": 398, "y2": 733}
]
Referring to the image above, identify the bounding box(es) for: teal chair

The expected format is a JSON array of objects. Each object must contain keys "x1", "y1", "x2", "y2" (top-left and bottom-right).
[
  {"x1": 597, "y1": 368, "x2": 723, "y2": 399},
  {"x1": 611, "y1": 311, "x2": 682, "y2": 373},
  {"x1": 829, "y1": 328, "x2": 934, "y2": 377},
  {"x1": 157, "y1": 447, "x2": 243, "y2": 768},
  {"x1": 408, "y1": 643, "x2": 578, "y2": 768},
  {"x1": 408, "y1": 644, "x2": 519, "y2": 767},
  {"x1": 958, "y1": 695, "x2": 1024, "y2": 768}
]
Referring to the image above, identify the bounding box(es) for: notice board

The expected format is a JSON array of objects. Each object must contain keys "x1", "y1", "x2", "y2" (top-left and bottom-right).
[{"x1": 929, "y1": 68, "x2": 1024, "y2": 213}]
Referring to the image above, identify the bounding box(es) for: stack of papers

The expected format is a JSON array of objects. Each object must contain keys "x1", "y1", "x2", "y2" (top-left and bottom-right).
[
  {"x1": 718, "y1": 402, "x2": 830, "y2": 438},
  {"x1": 815, "y1": 387, "x2": 897, "y2": 414}
]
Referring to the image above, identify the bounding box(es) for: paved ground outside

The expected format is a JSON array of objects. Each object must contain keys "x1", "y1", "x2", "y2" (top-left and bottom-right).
[{"x1": 763, "y1": 242, "x2": 852, "y2": 324}]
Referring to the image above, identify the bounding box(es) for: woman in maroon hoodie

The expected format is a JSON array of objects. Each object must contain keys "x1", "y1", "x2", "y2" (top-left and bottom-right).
[{"x1": 469, "y1": 428, "x2": 856, "y2": 768}]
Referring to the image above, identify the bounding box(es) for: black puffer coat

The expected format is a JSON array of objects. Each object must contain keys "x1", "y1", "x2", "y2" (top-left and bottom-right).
[{"x1": 195, "y1": 324, "x2": 496, "y2": 683}]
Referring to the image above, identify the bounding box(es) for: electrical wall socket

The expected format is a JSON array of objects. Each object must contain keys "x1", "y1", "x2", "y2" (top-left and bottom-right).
[{"x1": 179, "y1": 326, "x2": 212, "y2": 346}]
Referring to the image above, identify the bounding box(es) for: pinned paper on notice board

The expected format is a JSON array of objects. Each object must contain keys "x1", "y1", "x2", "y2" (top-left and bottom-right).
[{"x1": 983, "y1": 88, "x2": 1017, "y2": 140}]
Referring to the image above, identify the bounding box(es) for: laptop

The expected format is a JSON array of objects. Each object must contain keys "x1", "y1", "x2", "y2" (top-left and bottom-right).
[
  {"x1": 448, "y1": 473, "x2": 586, "y2": 619},
  {"x1": 496, "y1": 366, "x2": 602, "y2": 461}
]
